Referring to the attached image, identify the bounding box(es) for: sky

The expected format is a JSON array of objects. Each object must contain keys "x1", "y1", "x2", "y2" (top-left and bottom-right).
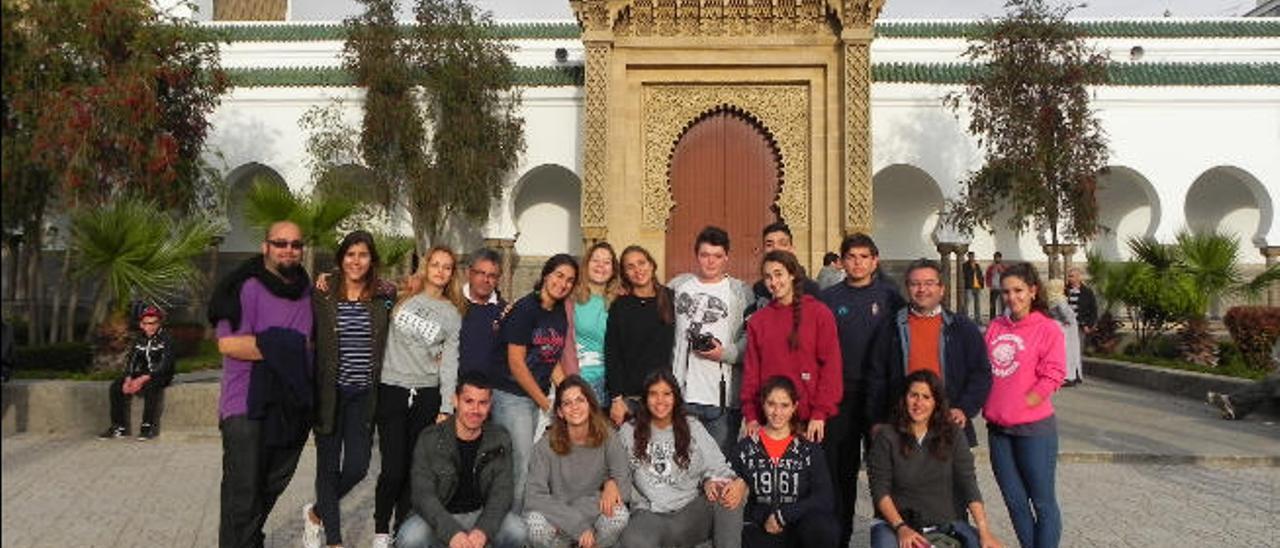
[{"x1": 287, "y1": 0, "x2": 1264, "y2": 21}]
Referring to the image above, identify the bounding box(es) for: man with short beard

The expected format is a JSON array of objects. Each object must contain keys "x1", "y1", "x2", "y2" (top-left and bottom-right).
[{"x1": 209, "y1": 221, "x2": 314, "y2": 548}]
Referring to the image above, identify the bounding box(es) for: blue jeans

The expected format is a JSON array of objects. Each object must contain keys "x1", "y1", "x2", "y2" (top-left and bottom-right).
[
  {"x1": 869, "y1": 520, "x2": 980, "y2": 548},
  {"x1": 685, "y1": 402, "x2": 740, "y2": 457},
  {"x1": 965, "y1": 288, "x2": 983, "y2": 321},
  {"x1": 396, "y1": 511, "x2": 526, "y2": 548},
  {"x1": 490, "y1": 389, "x2": 543, "y2": 513},
  {"x1": 989, "y1": 426, "x2": 1061, "y2": 548}
]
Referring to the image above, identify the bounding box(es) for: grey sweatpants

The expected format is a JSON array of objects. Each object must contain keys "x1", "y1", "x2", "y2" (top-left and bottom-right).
[{"x1": 619, "y1": 497, "x2": 743, "y2": 548}]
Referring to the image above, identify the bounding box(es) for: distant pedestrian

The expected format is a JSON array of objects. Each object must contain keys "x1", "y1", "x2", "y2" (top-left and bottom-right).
[
  {"x1": 984, "y1": 263, "x2": 1065, "y2": 548},
  {"x1": 98, "y1": 306, "x2": 175, "y2": 441},
  {"x1": 961, "y1": 252, "x2": 984, "y2": 321},
  {"x1": 1045, "y1": 279, "x2": 1083, "y2": 387},
  {"x1": 816, "y1": 252, "x2": 845, "y2": 290},
  {"x1": 1065, "y1": 267, "x2": 1097, "y2": 354},
  {"x1": 985, "y1": 253, "x2": 1007, "y2": 320}
]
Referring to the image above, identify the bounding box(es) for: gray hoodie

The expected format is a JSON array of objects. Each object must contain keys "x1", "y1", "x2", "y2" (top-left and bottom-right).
[
  {"x1": 618, "y1": 417, "x2": 737, "y2": 513},
  {"x1": 380, "y1": 294, "x2": 462, "y2": 413}
]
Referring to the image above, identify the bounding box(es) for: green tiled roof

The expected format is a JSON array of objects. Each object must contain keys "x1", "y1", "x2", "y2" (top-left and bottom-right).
[
  {"x1": 228, "y1": 62, "x2": 1278, "y2": 88},
  {"x1": 875, "y1": 19, "x2": 1280, "y2": 39},
  {"x1": 207, "y1": 21, "x2": 580, "y2": 42},
  {"x1": 873, "y1": 62, "x2": 1280, "y2": 86},
  {"x1": 207, "y1": 19, "x2": 1280, "y2": 42},
  {"x1": 225, "y1": 65, "x2": 585, "y2": 87}
]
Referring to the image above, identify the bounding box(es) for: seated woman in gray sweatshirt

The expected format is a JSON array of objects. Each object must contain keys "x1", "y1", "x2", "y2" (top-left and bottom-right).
[
  {"x1": 618, "y1": 370, "x2": 746, "y2": 548},
  {"x1": 525, "y1": 375, "x2": 631, "y2": 548}
]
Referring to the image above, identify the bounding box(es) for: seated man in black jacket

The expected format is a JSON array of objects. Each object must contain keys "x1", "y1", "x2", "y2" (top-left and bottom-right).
[
  {"x1": 99, "y1": 306, "x2": 176, "y2": 441},
  {"x1": 397, "y1": 372, "x2": 527, "y2": 548}
]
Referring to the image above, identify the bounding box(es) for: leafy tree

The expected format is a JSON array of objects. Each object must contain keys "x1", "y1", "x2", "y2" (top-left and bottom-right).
[
  {"x1": 343, "y1": 0, "x2": 427, "y2": 233},
  {"x1": 944, "y1": 0, "x2": 1108, "y2": 266},
  {"x1": 343, "y1": 0, "x2": 525, "y2": 246},
  {"x1": 2, "y1": 0, "x2": 228, "y2": 343},
  {"x1": 412, "y1": 0, "x2": 525, "y2": 241}
]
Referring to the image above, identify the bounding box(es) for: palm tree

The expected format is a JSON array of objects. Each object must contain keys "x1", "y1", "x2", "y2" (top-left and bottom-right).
[
  {"x1": 241, "y1": 177, "x2": 356, "y2": 274},
  {"x1": 70, "y1": 199, "x2": 217, "y2": 371},
  {"x1": 1173, "y1": 230, "x2": 1279, "y2": 366}
]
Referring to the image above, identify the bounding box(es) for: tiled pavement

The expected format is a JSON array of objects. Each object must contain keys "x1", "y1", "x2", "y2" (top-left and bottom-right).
[{"x1": 3, "y1": 379, "x2": 1277, "y2": 547}]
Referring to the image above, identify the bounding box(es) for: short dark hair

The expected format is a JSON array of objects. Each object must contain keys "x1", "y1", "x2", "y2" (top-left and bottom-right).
[
  {"x1": 840, "y1": 232, "x2": 879, "y2": 257},
  {"x1": 823, "y1": 252, "x2": 839, "y2": 265},
  {"x1": 456, "y1": 371, "x2": 492, "y2": 395},
  {"x1": 761, "y1": 221, "x2": 792, "y2": 240},
  {"x1": 993, "y1": 251, "x2": 1003, "y2": 259},
  {"x1": 469, "y1": 247, "x2": 502, "y2": 269},
  {"x1": 966, "y1": 251, "x2": 975, "y2": 258},
  {"x1": 694, "y1": 226, "x2": 731, "y2": 254},
  {"x1": 904, "y1": 258, "x2": 943, "y2": 281}
]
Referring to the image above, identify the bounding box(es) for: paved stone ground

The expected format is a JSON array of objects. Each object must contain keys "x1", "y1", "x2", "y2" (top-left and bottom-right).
[{"x1": 3, "y1": 379, "x2": 1278, "y2": 547}]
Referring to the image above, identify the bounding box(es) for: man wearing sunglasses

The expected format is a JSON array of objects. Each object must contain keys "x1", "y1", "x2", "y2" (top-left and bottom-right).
[{"x1": 208, "y1": 220, "x2": 315, "y2": 548}]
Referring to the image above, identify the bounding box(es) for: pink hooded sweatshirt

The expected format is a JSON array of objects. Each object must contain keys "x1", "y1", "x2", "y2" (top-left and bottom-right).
[{"x1": 983, "y1": 310, "x2": 1066, "y2": 427}]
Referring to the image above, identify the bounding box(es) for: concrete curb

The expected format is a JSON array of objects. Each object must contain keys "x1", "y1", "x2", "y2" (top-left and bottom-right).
[
  {"x1": 2, "y1": 374, "x2": 221, "y2": 436},
  {"x1": 1084, "y1": 357, "x2": 1278, "y2": 417}
]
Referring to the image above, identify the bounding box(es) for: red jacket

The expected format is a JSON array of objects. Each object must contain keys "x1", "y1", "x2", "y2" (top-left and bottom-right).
[{"x1": 742, "y1": 295, "x2": 843, "y2": 423}]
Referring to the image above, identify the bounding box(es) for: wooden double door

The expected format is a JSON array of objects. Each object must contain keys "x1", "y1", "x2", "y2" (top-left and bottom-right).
[{"x1": 665, "y1": 110, "x2": 783, "y2": 282}]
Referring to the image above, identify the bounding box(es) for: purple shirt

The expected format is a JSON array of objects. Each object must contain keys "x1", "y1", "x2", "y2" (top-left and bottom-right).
[{"x1": 216, "y1": 278, "x2": 313, "y2": 420}]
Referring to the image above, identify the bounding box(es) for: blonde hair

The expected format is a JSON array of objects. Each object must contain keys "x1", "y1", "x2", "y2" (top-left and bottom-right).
[
  {"x1": 573, "y1": 241, "x2": 620, "y2": 305},
  {"x1": 1044, "y1": 278, "x2": 1067, "y2": 307},
  {"x1": 398, "y1": 246, "x2": 466, "y2": 315}
]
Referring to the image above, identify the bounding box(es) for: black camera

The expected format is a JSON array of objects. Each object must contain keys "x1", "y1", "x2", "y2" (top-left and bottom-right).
[{"x1": 687, "y1": 325, "x2": 718, "y2": 353}]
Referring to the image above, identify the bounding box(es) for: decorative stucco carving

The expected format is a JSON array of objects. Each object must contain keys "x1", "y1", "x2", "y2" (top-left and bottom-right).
[
  {"x1": 615, "y1": 0, "x2": 831, "y2": 37},
  {"x1": 843, "y1": 41, "x2": 873, "y2": 234},
  {"x1": 642, "y1": 84, "x2": 810, "y2": 230},
  {"x1": 841, "y1": 0, "x2": 885, "y2": 28},
  {"x1": 580, "y1": 42, "x2": 611, "y2": 228}
]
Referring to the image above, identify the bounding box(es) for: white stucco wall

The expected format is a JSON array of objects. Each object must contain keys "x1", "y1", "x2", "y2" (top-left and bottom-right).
[{"x1": 199, "y1": 20, "x2": 1279, "y2": 263}]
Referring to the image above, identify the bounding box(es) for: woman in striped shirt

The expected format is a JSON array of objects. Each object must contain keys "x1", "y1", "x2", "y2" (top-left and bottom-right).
[
  {"x1": 305, "y1": 230, "x2": 396, "y2": 548},
  {"x1": 372, "y1": 245, "x2": 467, "y2": 547}
]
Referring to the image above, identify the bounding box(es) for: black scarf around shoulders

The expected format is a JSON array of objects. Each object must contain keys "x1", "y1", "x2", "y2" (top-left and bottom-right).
[{"x1": 207, "y1": 254, "x2": 311, "y2": 332}]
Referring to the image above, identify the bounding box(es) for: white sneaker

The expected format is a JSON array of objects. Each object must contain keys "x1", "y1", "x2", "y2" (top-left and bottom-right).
[
  {"x1": 302, "y1": 503, "x2": 324, "y2": 548},
  {"x1": 371, "y1": 533, "x2": 394, "y2": 548}
]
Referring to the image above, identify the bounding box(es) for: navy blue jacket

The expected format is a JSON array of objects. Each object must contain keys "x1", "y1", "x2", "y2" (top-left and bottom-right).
[
  {"x1": 730, "y1": 434, "x2": 835, "y2": 529},
  {"x1": 249, "y1": 327, "x2": 314, "y2": 448},
  {"x1": 867, "y1": 308, "x2": 992, "y2": 446},
  {"x1": 818, "y1": 273, "x2": 906, "y2": 391}
]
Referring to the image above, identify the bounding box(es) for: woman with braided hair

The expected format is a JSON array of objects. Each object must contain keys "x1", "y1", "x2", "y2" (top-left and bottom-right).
[{"x1": 741, "y1": 250, "x2": 843, "y2": 443}]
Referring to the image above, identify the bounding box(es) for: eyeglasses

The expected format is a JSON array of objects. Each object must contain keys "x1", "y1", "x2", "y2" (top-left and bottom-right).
[
  {"x1": 140, "y1": 319, "x2": 161, "y2": 325},
  {"x1": 469, "y1": 268, "x2": 500, "y2": 280},
  {"x1": 267, "y1": 239, "x2": 305, "y2": 250},
  {"x1": 907, "y1": 280, "x2": 941, "y2": 288}
]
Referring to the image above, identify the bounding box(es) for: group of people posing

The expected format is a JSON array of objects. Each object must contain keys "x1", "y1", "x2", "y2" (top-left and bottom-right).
[{"x1": 211, "y1": 219, "x2": 1068, "y2": 548}]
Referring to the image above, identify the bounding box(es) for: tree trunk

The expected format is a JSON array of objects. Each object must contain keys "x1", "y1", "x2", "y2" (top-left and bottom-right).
[
  {"x1": 24, "y1": 233, "x2": 43, "y2": 345},
  {"x1": 91, "y1": 309, "x2": 130, "y2": 374},
  {"x1": 2, "y1": 239, "x2": 18, "y2": 304},
  {"x1": 47, "y1": 247, "x2": 72, "y2": 342},
  {"x1": 86, "y1": 280, "x2": 111, "y2": 343},
  {"x1": 64, "y1": 277, "x2": 81, "y2": 343}
]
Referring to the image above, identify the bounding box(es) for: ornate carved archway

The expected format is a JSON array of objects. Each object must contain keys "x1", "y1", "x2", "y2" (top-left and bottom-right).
[{"x1": 570, "y1": 0, "x2": 884, "y2": 266}]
